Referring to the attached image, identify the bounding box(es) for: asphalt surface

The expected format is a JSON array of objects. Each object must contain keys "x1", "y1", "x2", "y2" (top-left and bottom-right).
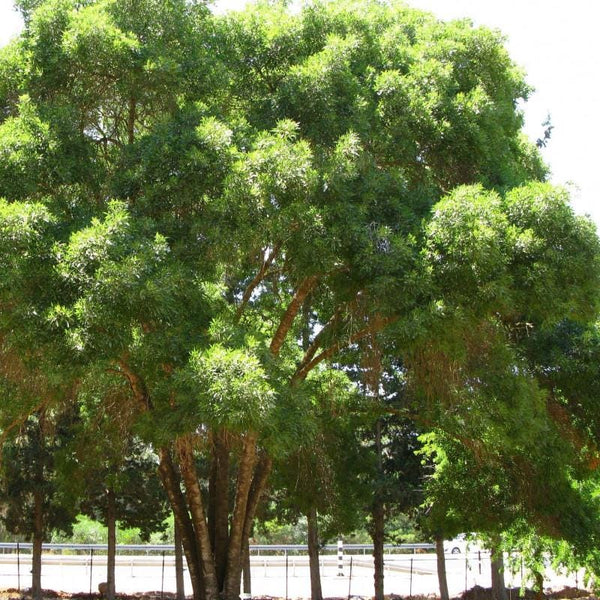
[{"x1": 0, "y1": 553, "x2": 581, "y2": 597}]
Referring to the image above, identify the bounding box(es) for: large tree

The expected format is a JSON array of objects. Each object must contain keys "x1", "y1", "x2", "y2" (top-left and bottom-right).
[{"x1": 1, "y1": 3, "x2": 599, "y2": 600}]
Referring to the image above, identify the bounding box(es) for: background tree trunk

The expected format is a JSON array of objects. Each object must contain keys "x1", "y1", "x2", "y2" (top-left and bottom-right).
[
  {"x1": 106, "y1": 489, "x2": 117, "y2": 600},
  {"x1": 371, "y1": 498, "x2": 385, "y2": 600},
  {"x1": 31, "y1": 487, "x2": 44, "y2": 600},
  {"x1": 307, "y1": 507, "x2": 323, "y2": 600},
  {"x1": 491, "y1": 542, "x2": 507, "y2": 600},
  {"x1": 174, "y1": 519, "x2": 186, "y2": 600},
  {"x1": 371, "y1": 419, "x2": 385, "y2": 600},
  {"x1": 435, "y1": 534, "x2": 450, "y2": 600}
]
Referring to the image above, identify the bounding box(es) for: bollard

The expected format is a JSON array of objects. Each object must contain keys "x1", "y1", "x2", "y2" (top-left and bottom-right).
[
  {"x1": 89, "y1": 548, "x2": 94, "y2": 595},
  {"x1": 17, "y1": 542, "x2": 20, "y2": 592},
  {"x1": 337, "y1": 538, "x2": 344, "y2": 576},
  {"x1": 409, "y1": 557, "x2": 413, "y2": 599},
  {"x1": 161, "y1": 551, "x2": 166, "y2": 599},
  {"x1": 285, "y1": 550, "x2": 288, "y2": 600},
  {"x1": 347, "y1": 556, "x2": 353, "y2": 600}
]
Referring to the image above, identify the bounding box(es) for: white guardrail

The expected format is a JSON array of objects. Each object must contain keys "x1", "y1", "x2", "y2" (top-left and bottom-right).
[{"x1": 0, "y1": 542, "x2": 435, "y2": 554}]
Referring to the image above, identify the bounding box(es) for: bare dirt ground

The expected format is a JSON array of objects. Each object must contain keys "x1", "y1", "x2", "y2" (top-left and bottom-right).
[{"x1": 0, "y1": 587, "x2": 596, "y2": 600}]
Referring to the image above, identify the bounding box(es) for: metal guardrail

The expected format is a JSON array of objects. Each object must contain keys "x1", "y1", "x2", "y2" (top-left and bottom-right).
[{"x1": 0, "y1": 542, "x2": 435, "y2": 553}]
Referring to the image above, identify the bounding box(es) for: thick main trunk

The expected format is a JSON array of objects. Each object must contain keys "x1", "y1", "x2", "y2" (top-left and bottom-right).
[
  {"x1": 307, "y1": 507, "x2": 323, "y2": 600},
  {"x1": 177, "y1": 436, "x2": 220, "y2": 600},
  {"x1": 223, "y1": 434, "x2": 258, "y2": 600},
  {"x1": 435, "y1": 535, "x2": 450, "y2": 600},
  {"x1": 106, "y1": 489, "x2": 117, "y2": 600},
  {"x1": 159, "y1": 436, "x2": 271, "y2": 600},
  {"x1": 158, "y1": 447, "x2": 204, "y2": 600},
  {"x1": 209, "y1": 431, "x2": 230, "y2": 589},
  {"x1": 242, "y1": 539, "x2": 251, "y2": 596},
  {"x1": 491, "y1": 545, "x2": 507, "y2": 600},
  {"x1": 31, "y1": 488, "x2": 44, "y2": 600},
  {"x1": 371, "y1": 497, "x2": 385, "y2": 600},
  {"x1": 174, "y1": 519, "x2": 186, "y2": 600}
]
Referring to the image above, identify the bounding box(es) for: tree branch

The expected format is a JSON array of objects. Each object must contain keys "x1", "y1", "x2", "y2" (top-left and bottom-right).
[
  {"x1": 295, "y1": 309, "x2": 344, "y2": 377},
  {"x1": 270, "y1": 275, "x2": 319, "y2": 356},
  {"x1": 291, "y1": 315, "x2": 397, "y2": 383},
  {"x1": 112, "y1": 359, "x2": 152, "y2": 411},
  {"x1": 235, "y1": 244, "x2": 280, "y2": 323}
]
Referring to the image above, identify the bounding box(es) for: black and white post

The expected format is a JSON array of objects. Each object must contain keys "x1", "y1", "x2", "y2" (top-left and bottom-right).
[{"x1": 337, "y1": 538, "x2": 344, "y2": 577}]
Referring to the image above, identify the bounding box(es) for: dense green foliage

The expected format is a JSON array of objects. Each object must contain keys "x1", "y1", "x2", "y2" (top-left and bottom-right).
[{"x1": 1, "y1": 1, "x2": 599, "y2": 599}]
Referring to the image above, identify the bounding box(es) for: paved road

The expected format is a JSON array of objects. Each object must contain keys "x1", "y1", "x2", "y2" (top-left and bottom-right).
[{"x1": 0, "y1": 553, "x2": 581, "y2": 597}]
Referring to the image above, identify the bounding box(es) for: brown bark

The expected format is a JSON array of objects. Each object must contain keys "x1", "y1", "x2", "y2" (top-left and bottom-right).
[
  {"x1": 242, "y1": 540, "x2": 251, "y2": 596},
  {"x1": 31, "y1": 487, "x2": 44, "y2": 600},
  {"x1": 174, "y1": 519, "x2": 186, "y2": 600},
  {"x1": 158, "y1": 447, "x2": 204, "y2": 600},
  {"x1": 242, "y1": 454, "x2": 272, "y2": 543},
  {"x1": 295, "y1": 310, "x2": 341, "y2": 375},
  {"x1": 371, "y1": 496, "x2": 385, "y2": 600},
  {"x1": 292, "y1": 315, "x2": 397, "y2": 384},
  {"x1": 116, "y1": 359, "x2": 151, "y2": 410},
  {"x1": 270, "y1": 276, "x2": 318, "y2": 356},
  {"x1": 435, "y1": 535, "x2": 450, "y2": 600},
  {"x1": 106, "y1": 489, "x2": 117, "y2": 600},
  {"x1": 176, "y1": 435, "x2": 220, "y2": 600},
  {"x1": 224, "y1": 434, "x2": 258, "y2": 600},
  {"x1": 534, "y1": 570, "x2": 544, "y2": 600},
  {"x1": 307, "y1": 507, "x2": 323, "y2": 600},
  {"x1": 209, "y1": 431, "x2": 230, "y2": 589},
  {"x1": 235, "y1": 245, "x2": 280, "y2": 322},
  {"x1": 491, "y1": 546, "x2": 507, "y2": 600},
  {"x1": 371, "y1": 418, "x2": 385, "y2": 600}
]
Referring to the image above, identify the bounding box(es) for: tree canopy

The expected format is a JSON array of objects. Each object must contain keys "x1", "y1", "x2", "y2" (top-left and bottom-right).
[{"x1": 1, "y1": 1, "x2": 599, "y2": 600}]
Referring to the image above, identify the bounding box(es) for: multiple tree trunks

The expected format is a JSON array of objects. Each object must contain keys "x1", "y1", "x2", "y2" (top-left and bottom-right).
[{"x1": 157, "y1": 433, "x2": 271, "y2": 600}]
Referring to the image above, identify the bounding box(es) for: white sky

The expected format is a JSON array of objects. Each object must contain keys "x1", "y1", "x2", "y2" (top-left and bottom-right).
[{"x1": 0, "y1": 0, "x2": 597, "y2": 228}]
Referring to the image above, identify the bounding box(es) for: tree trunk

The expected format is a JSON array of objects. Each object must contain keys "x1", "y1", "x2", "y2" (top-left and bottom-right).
[
  {"x1": 158, "y1": 447, "x2": 204, "y2": 600},
  {"x1": 242, "y1": 539, "x2": 251, "y2": 596},
  {"x1": 209, "y1": 430, "x2": 230, "y2": 589},
  {"x1": 371, "y1": 420, "x2": 385, "y2": 600},
  {"x1": 491, "y1": 543, "x2": 507, "y2": 600},
  {"x1": 31, "y1": 487, "x2": 44, "y2": 600},
  {"x1": 106, "y1": 489, "x2": 117, "y2": 600},
  {"x1": 158, "y1": 435, "x2": 272, "y2": 600},
  {"x1": 174, "y1": 519, "x2": 186, "y2": 600},
  {"x1": 177, "y1": 436, "x2": 220, "y2": 600},
  {"x1": 307, "y1": 507, "x2": 323, "y2": 600},
  {"x1": 534, "y1": 570, "x2": 544, "y2": 600},
  {"x1": 371, "y1": 498, "x2": 385, "y2": 600},
  {"x1": 223, "y1": 434, "x2": 258, "y2": 600},
  {"x1": 435, "y1": 534, "x2": 450, "y2": 600}
]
